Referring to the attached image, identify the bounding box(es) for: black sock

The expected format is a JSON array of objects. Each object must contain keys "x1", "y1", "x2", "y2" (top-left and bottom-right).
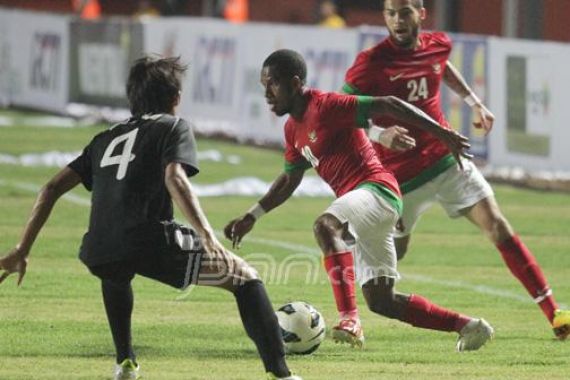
[
  {"x1": 234, "y1": 280, "x2": 289, "y2": 377},
  {"x1": 101, "y1": 279, "x2": 136, "y2": 364}
]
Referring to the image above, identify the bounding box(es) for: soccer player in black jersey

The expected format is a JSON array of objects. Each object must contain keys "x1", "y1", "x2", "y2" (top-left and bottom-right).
[{"x1": 0, "y1": 56, "x2": 300, "y2": 380}]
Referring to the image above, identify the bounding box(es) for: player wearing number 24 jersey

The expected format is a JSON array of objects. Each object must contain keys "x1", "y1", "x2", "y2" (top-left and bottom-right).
[
  {"x1": 343, "y1": 31, "x2": 452, "y2": 184},
  {"x1": 342, "y1": 0, "x2": 570, "y2": 340},
  {"x1": 226, "y1": 49, "x2": 493, "y2": 352}
]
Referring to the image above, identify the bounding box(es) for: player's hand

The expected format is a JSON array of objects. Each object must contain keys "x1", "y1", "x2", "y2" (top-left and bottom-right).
[
  {"x1": 223, "y1": 214, "x2": 256, "y2": 249},
  {"x1": 437, "y1": 129, "x2": 472, "y2": 170},
  {"x1": 201, "y1": 232, "x2": 228, "y2": 269},
  {"x1": 0, "y1": 247, "x2": 29, "y2": 286},
  {"x1": 472, "y1": 103, "x2": 495, "y2": 134},
  {"x1": 379, "y1": 126, "x2": 416, "y2": 151}
]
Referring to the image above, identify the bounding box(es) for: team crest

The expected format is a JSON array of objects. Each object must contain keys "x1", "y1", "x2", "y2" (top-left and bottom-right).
[
  {"x1": 432, "y1": 63, "x2": 442, "y2": 74},
  {"x1": 308, "y1": 130, "x2": 317, "y2": 143}
]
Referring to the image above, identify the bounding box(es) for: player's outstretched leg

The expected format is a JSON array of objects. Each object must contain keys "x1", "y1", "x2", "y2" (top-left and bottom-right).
[
  {"x1": 496, "y1": 234, "x2": 570, "y2": 338},
  {"x1": 197, "y1": 250, "x2": 297, "y2": 379},
  {"x1": 314, "y1": 213, "x2": 364, "y2": 348},
  {"x1": 363, "y1": 277, "x2": 494, "y2": 352},
  {"x1": 466, "y1": 196, "x2": 567, "y2": 338}
]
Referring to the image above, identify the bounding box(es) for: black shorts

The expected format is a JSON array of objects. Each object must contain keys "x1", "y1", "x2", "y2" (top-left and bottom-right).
[{"x1": 88, "y1": 221, "x2": 204, "y2": 289}]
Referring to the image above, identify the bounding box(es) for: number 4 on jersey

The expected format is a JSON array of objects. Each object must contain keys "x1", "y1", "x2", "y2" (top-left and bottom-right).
[
  {"x1": 100, "y1": 128, "x2": 139, "y2": 180},
  {"x1": 300, "y1": 145, "x2": 320, "y2": 168}
]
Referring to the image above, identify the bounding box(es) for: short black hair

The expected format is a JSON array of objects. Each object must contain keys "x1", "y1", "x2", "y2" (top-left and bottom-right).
[
  {"x1": 262, "y1": 49, "x2": 307, "y2": 84},
  {"x1": 383, "y1": 0, "x2": 423, "y2": 10},
  {"x1": 126, "y1": 56, "x2": 188, "y2": 116}
]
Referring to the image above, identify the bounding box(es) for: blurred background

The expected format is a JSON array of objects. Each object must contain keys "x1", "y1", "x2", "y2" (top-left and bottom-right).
[
  {"x1": 0, "y1": 0, "x2": 569, "y2": 188},
  {"x1": 0, "y1": 0, "x2": 568, "y2": 41}
]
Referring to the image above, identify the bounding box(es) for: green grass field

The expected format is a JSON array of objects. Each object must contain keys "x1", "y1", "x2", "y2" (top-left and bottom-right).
[{"x1": 1, "y1": 116, "x2": 569, "y2": 379}]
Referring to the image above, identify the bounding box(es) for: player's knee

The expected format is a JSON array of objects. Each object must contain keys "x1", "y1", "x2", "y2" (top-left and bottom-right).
[
  {"x1": 313, "y1": 214, "x2": 338, "y2": 238},
  {"x1": 232, "y1": 257, "x2": 260, "y2": 282},
  {"x1": 201, "y1": 252, "x2": 260, "y2": 293},
  {"x1": 313, "y1": 214, "x2": 343, "y2": 251}
]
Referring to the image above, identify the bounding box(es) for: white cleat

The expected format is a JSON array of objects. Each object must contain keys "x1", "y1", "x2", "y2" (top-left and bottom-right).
[
  {"x1": 456, "y1": 318, "x2": 494, "y2": 352},
  {"x1": 266, "y1": 372, "x2": 302, "y2": 380},
  {"x1": 114, "y1": 359, "x2": 141, "y2": 380},
  {"x1": 331, "y1": 318, "x2": 365, "y2": 349}
]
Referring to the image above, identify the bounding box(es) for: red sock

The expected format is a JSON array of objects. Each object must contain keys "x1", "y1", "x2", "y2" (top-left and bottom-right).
[
  {"x1": 497, "y1": 235, "x2": 558, "y2": 322},
  {"x1": 324, "y1": 251, "x2": 358, "y2": 320},
  {"x1": 401, "y1": 294, "x2": 471, "y2": 332}
]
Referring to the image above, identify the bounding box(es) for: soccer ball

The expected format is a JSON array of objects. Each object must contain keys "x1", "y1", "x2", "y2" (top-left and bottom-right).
[{"x1": 276, "y1": 301, "x2": 326, "y2": 355}]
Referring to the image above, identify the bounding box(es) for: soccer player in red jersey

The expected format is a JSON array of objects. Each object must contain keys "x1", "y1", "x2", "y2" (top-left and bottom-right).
[
  {"x1": 343, "y1": 0, "x2": 569, "y2": 340},
  {"x1": 225, "y1": 49, "x2": 494, "y2": 351}
]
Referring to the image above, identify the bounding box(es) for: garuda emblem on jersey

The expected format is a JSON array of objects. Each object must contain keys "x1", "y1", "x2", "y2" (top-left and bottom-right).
[
  {"x1": 432, "y1": 63, "x2": 442, "y2": 74},
  {"x1": 308, "y1": 130, "x2": 318, "y2": 143}
]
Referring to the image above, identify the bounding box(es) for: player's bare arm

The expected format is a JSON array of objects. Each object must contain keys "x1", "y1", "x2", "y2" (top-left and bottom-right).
[
  {"x1": 0, "y1": 167, "x2": 81, "y2": 285},
  {"x1": 224, "y1": 169, "x2": 304, "y2": 249},
  {"x1": 367, "y1": 95, "x2": 473, "y2": 167},
  {"x1": 443, "y1": 61, "x2": 495, "y2": 134},
  {"x1": 164, "y1": 162, "x2": 226, "y2": 262}
]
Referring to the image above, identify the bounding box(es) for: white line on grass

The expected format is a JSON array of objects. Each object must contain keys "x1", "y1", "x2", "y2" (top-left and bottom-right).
[{"x1": 2, "y1": 179, "x2": 565, "y2": 309}]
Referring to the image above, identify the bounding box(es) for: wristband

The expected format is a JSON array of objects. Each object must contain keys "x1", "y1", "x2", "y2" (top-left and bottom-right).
[
  {"x1": 247, "y1": 203, "x2": 266, "y2": 220},
  {"x1": 464, "y1": 92, "x2": 481, "y2": 107},
  {"x1": 368, "y1": 125, "x2": 385, "y2": 143}
]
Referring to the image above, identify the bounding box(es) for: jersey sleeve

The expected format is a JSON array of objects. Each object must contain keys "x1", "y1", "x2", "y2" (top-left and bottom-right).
[
  {"x1": 431, "y1": 31, "x2": 453, "y2": 51},
  {"x1": 319, "y1": 92, "x2": 373, "y2": 129},
  {"x1": 283, "y1": 120, "x2": 311, "y2": 173},
  {"x1": 162, "y1": 118, "x2": 200, "y2": 177},
  {"x1": 68, "y1": 142, "x2": 93, "y2": 191},
  {"x1": 342, "y1": 51, "x2": 373, "y2": 95}
]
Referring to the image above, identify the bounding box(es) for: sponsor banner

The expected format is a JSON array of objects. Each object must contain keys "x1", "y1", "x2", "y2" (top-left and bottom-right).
[
  {"x1": 69, "y1": 19, "x2": 144, "y2": 106},
  {"x1": 144, "y1": 18, "x2": 243, "y2": 137},
  {"x1": 355, "y1": 26, "x2": 389, "y2": 51},
  {"x1": 0, "y1": 9, "x2": 12, "y2": 105},
  {"x1": 0, "y1": 9, "x2": 69, "y2": 112},
  {"x1": 354, "y1": 28, "x2": 489, "y2": 159},
  {"x1": 488, "y1": 38, "x2": 570, "y2": 172}
]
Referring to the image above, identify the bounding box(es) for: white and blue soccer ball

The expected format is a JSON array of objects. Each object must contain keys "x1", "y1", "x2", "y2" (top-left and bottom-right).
[{"x1": 276, "y1": 301, "x2": 326, "y2": 355}]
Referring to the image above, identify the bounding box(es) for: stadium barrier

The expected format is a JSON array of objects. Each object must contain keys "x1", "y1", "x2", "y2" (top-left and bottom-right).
[
  {"x1": 0, "y1": 8, "x2": 69, "y2": 113},
  {"x1": 487, "y1": 37, "x2": 570, "y2": 174},
  {"x1": 1, "y1": 7, "x2": 570, "y2": 175}
]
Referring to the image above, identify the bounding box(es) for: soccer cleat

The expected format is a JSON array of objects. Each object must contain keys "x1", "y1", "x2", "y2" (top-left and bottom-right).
[
  {"x1": 456, "y1": 318, "x2": 494, "y2": 352},
  {"x1": 331, "y1": 318, "x2": 365, "y2": 348},
  {"x1": 114, "y1": 358, "x2": 140, "y2": 380},
  {"x1": 266, "y1": 372, "x2": 303, "y2": 380},
  {"x1": 552, "y1": 309, "x2": 570, "y2": 340}
]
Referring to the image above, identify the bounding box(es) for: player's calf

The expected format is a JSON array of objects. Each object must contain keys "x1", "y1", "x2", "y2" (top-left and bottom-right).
[{"x1": 235, "y1": 279, "x2": 291, "y2": 378}]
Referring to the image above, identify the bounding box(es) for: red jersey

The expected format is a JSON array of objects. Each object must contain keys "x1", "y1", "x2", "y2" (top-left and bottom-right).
[
  {"x1": 283, "y1": 89, "x2": 400, "y2": 199},
  {"x1": 343, "y1": 32, "x2": 454, "y2": 188}
]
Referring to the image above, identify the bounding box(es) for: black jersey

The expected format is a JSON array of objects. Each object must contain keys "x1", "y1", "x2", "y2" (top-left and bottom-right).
[{"x1": 69, "y1": 114, "x2": 199, "y2": 266}]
